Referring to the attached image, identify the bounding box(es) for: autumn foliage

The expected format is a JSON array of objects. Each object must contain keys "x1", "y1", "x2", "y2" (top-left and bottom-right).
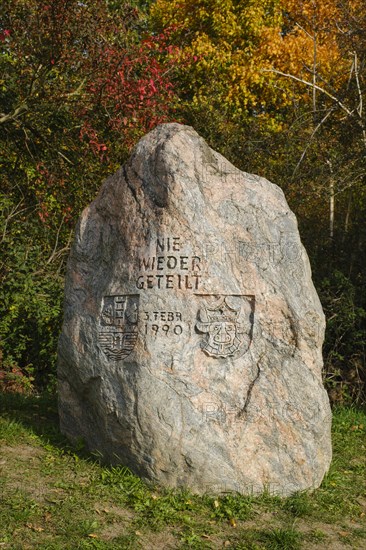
[
  {"x1": 1, "y1": 0, "x2": 365, "y2": 401},
  {"x1": 151, "y1": 0, "x2": 366, "y2": 403},
  {"x1": 0, "y1": 0, "x2": 179, "y2": 387}
]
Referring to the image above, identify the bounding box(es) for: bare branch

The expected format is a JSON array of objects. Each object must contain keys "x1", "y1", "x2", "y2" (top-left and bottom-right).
[
  {"x1": 32, "y1": 225, "x2": 72, "y2": 276},
  {"x1": 263, "y1": 68, "x2": 355, "y2": 118},
  {"x1": 28, "y1": 63, "x2": 44, "y2": 99},
  {"x1": 327, "y1": 159, "x2": 335, "y2": 240},
  {"x1": 293, "y1": 108, "x2": 334, "y2": 175},
  {"x1": 65, "y1": 78, "x2": 86, "y2": 98},
  {"x1": 352, "y1": 51, "x2": 366, "y2": 145},
  {"x1": 347, "y1": 56, "x2": 355, "y2": 92},
  {"x1": 58, "y1": 151, "x2": 74, "y2": 165},
  {"x1": 1, "y1": 199, "x2": 34, "y2": 243},
  {"x1": 45, "y1": 216, "x2": 66, "y2": 266},
  {"x1": 312, "y1": 31, "x2": 317, "y2": 117},
  {"x1": 0, "y1": 104, "x2": 28, "y2": 125},
  {"x1": 263, "y1": 67, "x2": 366, "y2": 149},
  {"x1": 353, "y1": 51, "x2": 363, "y2": 117},
  {"x1": 295, "y1": 23, "x2": 313, "y2": 40}
]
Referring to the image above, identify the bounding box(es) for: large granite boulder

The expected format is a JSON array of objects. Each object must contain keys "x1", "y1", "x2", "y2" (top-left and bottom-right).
[{"x1": 58, "y1": 123, "x2": 332, "y2": 495}]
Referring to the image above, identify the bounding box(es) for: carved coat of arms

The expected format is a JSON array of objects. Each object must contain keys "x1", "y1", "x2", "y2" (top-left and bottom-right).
[
  {"x1": 196, "y1": 295, "x2": 253, "y2": 357},
  {"x1": 98, "y1": 295, "x2": 139, "y2": 360}
]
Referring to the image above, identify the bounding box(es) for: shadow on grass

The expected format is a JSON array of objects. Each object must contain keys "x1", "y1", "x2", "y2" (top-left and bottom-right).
[{"x1": 0, "y1": 390, "x2": 90, "y2": 458}]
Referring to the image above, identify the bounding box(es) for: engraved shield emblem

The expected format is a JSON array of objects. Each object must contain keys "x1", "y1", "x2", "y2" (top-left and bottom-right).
[
  {"x1": 98, "y1": 295, "x2": 139, "y2": 360},
  {"x1": 196, "y1": 295, "x2": 254, "y2": 357}
]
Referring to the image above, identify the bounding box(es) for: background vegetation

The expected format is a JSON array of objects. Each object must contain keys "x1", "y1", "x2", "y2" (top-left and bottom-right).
[{"x1": 1, "y1": 0, "x2": 365, "y2": 403}]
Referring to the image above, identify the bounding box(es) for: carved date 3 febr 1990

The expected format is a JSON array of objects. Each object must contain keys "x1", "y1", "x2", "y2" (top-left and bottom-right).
[{"x1": 143, "y1": 311, "x2": 183, "y2": 337}]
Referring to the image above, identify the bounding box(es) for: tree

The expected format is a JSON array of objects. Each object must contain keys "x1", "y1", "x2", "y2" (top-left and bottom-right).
[
  {"x1": 151, "y1": 0, "x2": 366, "y2": 403},
  {"x1": 0, "y1": 0, "x2": 178, "y2": 389}
]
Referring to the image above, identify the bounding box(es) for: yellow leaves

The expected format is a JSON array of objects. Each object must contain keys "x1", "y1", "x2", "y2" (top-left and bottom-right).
[
  {"x1": 152, "y1": 0, "x2": 354, "y2": 119},
  {"x1": 338, "y1": 530, "x2": 351, "y2": 538},
  {"x1": 283, "y1": 0, "x2": 339, "y2": 26},
  {"x1": 190, "y1": 35, "x2": 215, "y2": 56},
  {"x1": 94, "y1": 507, "x2": 110, "y2": 514},
  {"x1": 26, "y1": 524, "x2": 44, "y2": 532},
  {"x1": 350, "y1": 424, "x2": 364, "y2": 431}
]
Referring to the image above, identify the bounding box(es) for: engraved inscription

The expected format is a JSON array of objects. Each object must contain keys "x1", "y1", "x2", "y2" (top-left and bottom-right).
[
  {"x1": 98, "y1": 295, "x2": 139, "y2": 361},
  {"x1": 143, "y1": 311, "x2": 183, "y2": 337},
  {"x1": 196, "y1": 295, "x2": 254, "y2": 358},
  {"x1": 136, "y1": 236, "x2": 202, "y2": 290}
]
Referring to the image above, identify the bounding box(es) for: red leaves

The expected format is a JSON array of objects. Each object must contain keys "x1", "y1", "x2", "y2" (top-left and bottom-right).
[
  {"x1": 149, "y1": 79, "x2": 158, "y2": 94},
  {"x1": 79, "y1": 123, "x2": 109, "y2": 160},
  {"x1": 77, "y1": 24, "x2": 179, "y2": 154},
  {"x1": 38, "y1": 206, "x2": 49, "y2": 224},
  {"x1": 0, "y1": 29, "x2": 11, "y2": 41},
  {"x1": 2, "y1": 0, "x2": 179, "y2": 212}
]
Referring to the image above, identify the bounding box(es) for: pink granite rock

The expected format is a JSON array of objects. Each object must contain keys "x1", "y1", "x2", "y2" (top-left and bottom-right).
[{"x1": 58, "y1": 123, "x2": 332, "y2": 495}]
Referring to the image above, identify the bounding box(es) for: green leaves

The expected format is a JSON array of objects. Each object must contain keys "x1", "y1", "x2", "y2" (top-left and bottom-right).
[{"x1": 0, "y1": 1, "x2": 179, "y2": 389}]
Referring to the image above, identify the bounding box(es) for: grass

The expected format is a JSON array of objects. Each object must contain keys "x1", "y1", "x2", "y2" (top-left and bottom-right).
[{"x1": 0, "y1": 392, "x2": 365, "y2": 549}]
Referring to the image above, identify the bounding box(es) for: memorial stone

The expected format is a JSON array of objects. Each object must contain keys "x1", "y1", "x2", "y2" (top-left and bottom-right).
[{"x1": 58, "y1": 123, "x2": 332, "y2": 495}]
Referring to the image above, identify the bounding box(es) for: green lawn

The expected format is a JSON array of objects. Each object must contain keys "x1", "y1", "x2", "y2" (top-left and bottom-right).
[{"x1": 0, "y1": 393, "x2": 365, "y2": 549}]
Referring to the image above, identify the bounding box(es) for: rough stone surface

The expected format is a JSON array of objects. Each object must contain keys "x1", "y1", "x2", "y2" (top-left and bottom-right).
[{"x1": 58, "y1": 123, "x2": 332, "y2": 495}]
